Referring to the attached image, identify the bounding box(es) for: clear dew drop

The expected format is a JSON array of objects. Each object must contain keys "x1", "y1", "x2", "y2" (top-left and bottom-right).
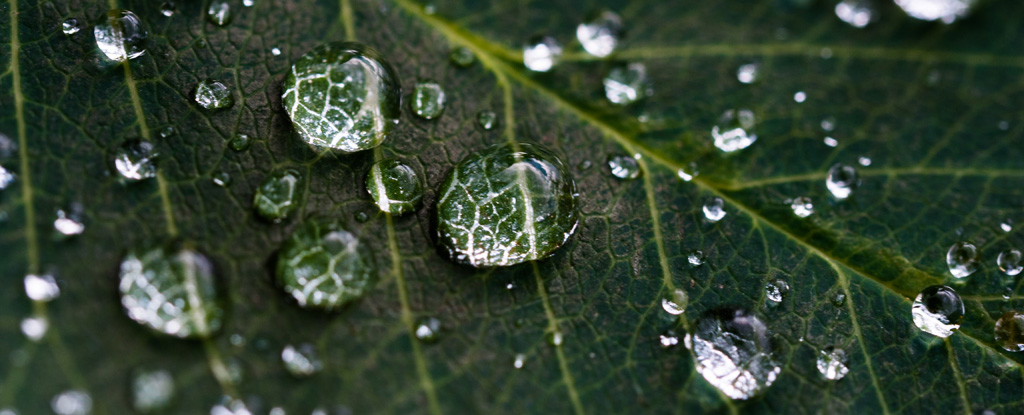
[
  {"x1": 131, "y1": 370, "x2": 175, "y2": 414},
  {"x1": 816, "y1": 347, "x2": 850, "y2": 380},
  {"x1": 212, "y1": 171, "x2": 231, "y2": 187},
  {"x1": 737, "y1": 63, "x2": 760, "y2": 84},
  {"x1": 946, "y1": 241, "x2": 979, "y2": 278},
  {"x1": 0, "y1": 409, "x2": 18, "y2": 415},
  {"x1": 607, "y1": 154, "x2": 641, "y2": 180},
  {"x1": 688, "y1": 250, "x2": 705, "y2": 267},
  {"x1": 281, "y1": 343, "x2": 323, "y2": 377},
  {"x1": 1000, "y1": 221, "x2": 1012, "y2": 233},
  {"x1": 676, "y1": 162, "x2": 698, "y2": 182},
  {"x1": 998, "y1": 249, "x2": 1023, "y2": 276},
  {"x1": 858, "y1": 156, "x2": 872, "y2": 166},
  {"x1": 254, "y1": 169, "x2": 303, "y2": 222},
  {"x1": 159, "y1": 126, "x2": 175, "y2": 138},
  {"x1": 21, "y1": 316, "x2": 48, "y2": 341},
  {"x1": 276, "y1": 220, "x2": 375, "y2": 309},
  {"x1": 354, "y1": 211, "x2": 370, "y2": 223},
  {"x1": 271, "y1": 47, "x2": 281, "y2": 56},
  {"x1": 114, "y1": 140, "x2": 158, "y2": 181},
  {"x1": 660, "y1": 330, "x2": 680, "y2": 348},
  {"x1": 685, "y1": 309, "x2": 780, "y2": 400},
  {"x1": 764, "y1": 279, "x2": 789, "y2": 304},
  {"x1": 62, "y1": 18, "x2": 81, "y2": 35},
  {"x1": 415, "y1": 317, "x2": 442, "y2": 343},
  {"x1": 894, "y1": 0, "x2": 975, "y2": 23},
  {"x1": 790, "y1": 196, "x2": 814, "y2": 218},
  {"x1": 24, "y1": 274, "x2": 60, "y2": 302},
  {"x1": 712, "y1": 109, "x2": 757, "y2": 153},
  {"x1": 793, "y1": 91, "x2": 807, "y2": 103},
  {"x1": 821, "y1": 116, "x2": 836, "y2": 132},
  {"x1": 210, "y1": 397, "x2": 252, "y2": 415},
  {"x1": 994, "y1": 311, "x2": 1024, "y2": 352},
  {"x1": 0, "y1": 164, "x2": 15, "y2": 190},
  {"x1": 449, "y1": 46, "x2": 475, "y2": 67},
  {"x1": 576, "y1": 10, "x2": 623, "y2": 58},
  {"x1": 51, "y1": 390, "x2": 92, "y2": 415},
  {"x1": 826, "y1": 163, "x2": 859, "y2": 199},
  {"x1": 95, "y1": 10, "x2": 147, "y2": 62},
  {"x1": 206, "y1": 0, "x2": 233, "y2": 26},
  {"x1": 546, "y1": 331, "x2": 564, "y2": 347},
  {"x1": 283, "y1": 42, "x2": 402, "y2": 152},
  {"x1": 604, "y1": 63, "x2": 649, "y2": 105},
  {"x1": 832, "y1": 293, "x2": 847, "y2": 307},
  {"x1": 366, "y1": 159, "x2": 423, "y2": 215},
  {"x1": 523, "y1": 35, "x2": 562, "y2": 72},
  {"x1": 835, "y1": 0, "x2": 875, "y2": 28},
  {"x1": 911, "y1": 285, "x2": 964, "y2": 338},
  {"x1": 54, "y1": 203, "x2": 85, "y2": 237},
  {"x1": 513, "y1": 353, "x2": 526, "y2": 369},
  {"x1": 411, "y1": 81, "x2": 446, "y2": 119},
  {"x1": 159, "y1": 2, "x2": 175, "y2": 17},
  {"x1": 1004, "y1": 287, "x2": 1013, "y2": 301},
  {"x1": 243, "y1": 0, "x2": 255, "y2": 6},
  {"x1": 476, "y1": 110, "x2": 498, "y2": 130},
  {"x1": 229, "y1": 134, "x2": 252, "y2": 151},
  {"x1": 703, "y1": 197, "x2": 726, "y2": 222},
  {"x1": 661, "y1": 289, "x2": 688, "y2": 316},
  {"x1": 194, "y1": 80, "x2": 234, "y2": 109}
]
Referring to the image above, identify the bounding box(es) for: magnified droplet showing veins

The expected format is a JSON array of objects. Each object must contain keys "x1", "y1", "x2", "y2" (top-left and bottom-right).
[
  {"x1": 276, "y1": 220, "x2": 376, "y2": 309},
  {"x1": 685, "y1": 309, "x2": 781, "y2": 400},
  {"x1": 94, "y1": 10, "x2": 147, "y2": 62}
]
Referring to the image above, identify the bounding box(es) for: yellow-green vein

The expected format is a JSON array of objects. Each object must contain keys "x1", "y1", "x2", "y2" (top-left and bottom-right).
[
  {"x1": 8, "y1": 0, "x2": 37, "y2": 274},
  {"x1": 712, "y1": 167, "x2": 1024, "y2": 190},
  {"x1": 530, "y1": 262, "x2": 584, "y2": 415},
  {"x1": 832, "y1": 263, "x2": 892, "y2": 415},
  {"x1": 944, "y1": 338, "x2": 972, "y2": 415}
]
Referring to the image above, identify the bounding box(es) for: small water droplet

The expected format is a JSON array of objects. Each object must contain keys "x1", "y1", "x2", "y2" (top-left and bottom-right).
[
  {"x1": 277, "y1": 220, "x2": 375, "y2": 309},
  {"x1": 513, "y1": 353, "x2": 525, "y2": 369},
  {"x1": 53, "y1": 203, "x2": 85, "y2": 237},
  {"x1": 271, "y1": 47, "x2": 281, "y2": 56},
  {"x1": 712, "y1": 109, "x2": 757, "y2": 153},
  {"x1": 946, "y1": 241, "x2": 979, "y2": 278},
  {"x1": 212, "y1": 171, "x2": 231, "y2": 187},
  {"x1": 998, "y1": 249, "x2": 1023, "y2": 276},
  {"x1": 816, "y1": 347, "x2": 849, "y2": 380},
  {"x1": 911, "y1": 285, "x2": 964, "y2": 338},
  {"x1": 159, "y1": 2, "x2": 175, "y2": 17},
  {"x1": 210, "y1": 397, "x2": 251, "y2": 415},
  {"x1": 1001, "y1": 221, "x2": 1012, "y2": 233},
  {"x1": 703, "y1": 197, "x2": 726, "y2": 222},
  {"x1": 607, "y1": 154, "x2": 641, "y2": 180},
  {"x1": 194, "y1": 80, "x2": 234, "y2": 109},
  {"x1": 449, "y1": 46, "x2": 475, "y2": 67},
  {"x1": 546, "y1": 331, "x2": 564, "y2": 347},
  {"x1": 206, "y1": 0, "x2": 233, "y2": 26},
  {"x1": 506, "y1": 282, "x2": 515, "y2": 290},
  {"x1": 476, "y1": 110, "x2": 497, "y2": 130},
  {"x1": 660, "y1": 329, "x2": 680, "y2": 348},
  {"x1": 159, "y1": 126, "x2": 175, "y2": 138},
  {"x1": 51, "y1": 390, "x2": 92, "y2": 415},
  {"x1": 824, "y1": 136, "x2": 839, "y2": 147},
  {"x1": 1003, "y1": 287, "x2": 1013, "y2": 301},
  {"x1": 820, "y1": 47, "x2": 834, "y2": 59},
  {"x1": 120, "y1": 245, "x2": 223, "y2": 338},
  {"x1": 411, "y1": 81, "x2": 446, "y2": 119},
  {"x1": 894, "y1": 0, "x2": 975, "y2": 23},
  {"x1": 415, "y1": 317, "x2": 441, "y2": 342},
  {"x1": 254, "y1": 169, "x2": 303, "y2": 222},
  {"x1": 764, "y1": 279, "x2": 789, "y2": 304},
  {"x1": 793, "y1": 91, "x2": 807, "y2": 103},
  {"x1": 243, "y1": 0, "x2": 254, "y2": 6},
  {"x1": 62, "y1": 18, "x2": 80, "y2": 35},
  {"x1": 423, "y1": 3, "x2": 436, "y2": 14},
  {"x1": 858, "y1": 156, "x2": 872, "y2": 166},
  {"x1": 366, "y1": 159, "x2": 423, "y2": 215},
  {"x1": 21, "y1": 316, "x2": 48, "y2": 341},
  {"x1": 737, "y1": 63, "x2": 760, "y2": 84},
  {"x1": 835, "y1": 0, "x2": 875, "y2": 28},
  {"x1": 114, "y1": 140, "x2": 158, "y2": 181},
  {"x1": 0, "y1": 164, "x2": 16, "y2": 190},
  {"x1": 832, "y1": 293, "x2": 847, "y2": 307},
  {"x1": 790, "y1": 196, "x2": 814, "y2": 218},
  {"x1": 281, "y1": 343, "x2": 322, "y2": 377},
  {"x1": 998, "y1": 120, "x2": 1010, "y2": 131},
  {"x1": 354, "y1": 211, "x2": 370, "y2": 223},
  {"x1": 661, "y1": 289, "x2": 688, "y2": 315},
  {"x1": 577, "y1": 160, "x2": 593, "y2": 171},
  {"x1": 523, "y1": 35, "x2": 561, "y2": 72},
  {"x1": 576, "y1": 10, "x2": 622, "y2": 58},
  {"x1": 826, "y1": 163, "x2": 859, "y2": 200},
  {"x1": 820, "y1": 116, "x2": 836, "y2": 132},
  {"x1": 229, "y1": 134, "x2": 251, "y2": 151},
  {"x1": 676, "y1": 162, "x2": 698, "y2": 182},
  {"x1": 229, "y1": 334, "x2": 245, "y2": 347},
  {"x1": 131, "y1": 370, "x2": 175, "y2": 414},
  {"x1": 604, "y1": 63, "x2": 649, "y2": 105},
  {"x1": 95, "y1": 10, "x2": 147, "y2": 62},
  {"x1": 688, "y1": 250, "x2": 705, "y2": 267},
  {"x1": 24, "y1": 274, "x2": 59, "y2": 302},
  {"x1": 994, "y1": 311, "x2": 1024, "y2": 352},
  {"x1": 686, "y1": 309, "x2": 780, "y2": 400}
]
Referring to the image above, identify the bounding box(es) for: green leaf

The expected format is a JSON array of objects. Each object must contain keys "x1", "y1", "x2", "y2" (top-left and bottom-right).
[{"x1": 2, "y1": 0, "x2": 1024, "y2": 413}]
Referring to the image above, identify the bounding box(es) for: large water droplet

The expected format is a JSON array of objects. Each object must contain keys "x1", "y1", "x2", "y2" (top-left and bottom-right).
[
  {"x1": 736, "y1": 63, "x2": 760, "y2": 84},
  {"x1": 411, "y1": 81, "x2": 446, "y2": 119},
  {"x1": 997, "y1": 249, "x2": 1023, "y2": 276},
  {"x1": 576, "y1": 10, "x2": 622, "y2": 58},
  {"x1": 51, "y1": 390, "x2": 92, "y2": 415},
  {"x1": 994, "y1": 311, "x2": 1024, "y2": 352},
  {"x1": 835, "y1": 0, "x2": 875, "y2": 27},
  {"x1": 826, "y1": 163, "x2": 859, "y2": 200},
  {"x1": 206, "y1": 0, "x2": 233, "y2": 26},
  {"x1": 281, "y1": 343, "x2": 323, "y2": 376},
  {"x1": 436, "y1": 142, "x2": 579, "y2": 267},
  {"x1": 415, "y1": 317, "x2": 442, "y2": 342},
  {"x1": 604, "y1": 63, "x2": 648, "y2": 105},
  {"x1": 119, "y1": 244, "x2": 223, "y2": 338},
  {"x1": 62, "y1": 18, "x2": 81, "y2": 35},
  {"x1": 254, "y1": 169, "x2": 303, "y2": 222},
  {"x1": 685, "y1": 309, "x2": 780, "y2": 400},
  {"x1": 94, "y1": 10, "x2": 147, "y2": 62},
  {"x1": 712, "y1": 109, "x2": 757, "y2": 153},
  {"x1": 114, "y1": 140, "x2": 158, "y2": 181},
  {"x1": 523, "y1": 36, "x2": 562, "y2": 72},
  {"x1": 790, "y1": 196, "x2": 814, "y2": 218},
  {"x1": 703, "y1": 197, "x2": 726, "y2": 222},
  {"x1": 276, "y1": 220, "x2": 375, "y2": 309},
  {"x1": 661, "y1": 289, "x2": 688, "y2": 315},
  {"x1": 131, "y1": 370, "x2": 175, "y2": 414},
  {"x1": 365, "y1": 159, "x2": 423, "y2": 215},
  {"x1": 194, "y1": 80, "x2": 234, "y2": 109},
  {"x1": 946, "y1": 241, "x2": 978, "y2": 278},
  {"x1": 477, "y1": 110, "x2": 497, "y2": 130},
  {"x1": 894, "y1": 0, "x2": 974, "y2": 23},
  {"x1": 607, "y1": 154, "x2": 641, "y2": 180},
  {"x1": 816, "y1": 347, "x2": 849, "y2": 380},
  {"x1": 449, "y1": 46, "x2": 475, "y2": 67},
  {"x1": 911, "y1": 285, "x2": 964, "y2": 338},
  {"x1": 282, "y1": 42, "x2": 401, "y2": 152},
  {"x1": 24, "y1": 274, "x2": 60, "y2": 302}
]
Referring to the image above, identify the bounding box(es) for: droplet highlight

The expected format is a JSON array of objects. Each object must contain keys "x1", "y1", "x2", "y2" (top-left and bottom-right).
[
  {"x1": 816, "y1": 347, "x2": 849, "y2": 380},
  {"x1": 114, "y1": 140, "x2": 158, "y2": 181},
  {"x1": 206, "y1": 0, "x2": 233, "y2": 26},
  {"x1": 604, "y1": 63, "x2": 648, "y2": 105},
  {"x1": 911, "y1": 285, "x2": 964, "y2": 338},
  {"x1": 997, "y1": 249, "x2": 1022, "y2": 276},
  {"x1": 826, "y1": 163, "x2": 859, "y2": 200},
  {"x1": 712, "y1": 109, "x2": 757, "y2": 153},
  {"x1": 946, "y1": 241, "x2": 978, "y2": 279},
  {"x1": 281, "y1": 343, "x2": 323, "y2": 377},
  {"x1": 607, "y1": 154, "x2": 641, "y2": 180},
  {"x1": 576, "y1": 10, "x2": 623, "y2": 58},
  {"x1": 411, "y1": 81, "x2": 446, "y2": 119},
  {"x1": 523, "y1": 36, "x2": 561, "y2": 72},
  {"x1": 703, "y1": 197, "x2": 726, "y2": 222},
  {"x1": 194, "y1": 80, "x2": 234, "y2": 110}
]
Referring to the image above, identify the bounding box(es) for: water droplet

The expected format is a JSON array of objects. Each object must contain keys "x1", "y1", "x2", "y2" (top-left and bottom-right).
[
  {"x1": 212, "y1": 171, "x2": 231, "y2": 187},
  {"x1": 523, "y1": 36, "x2": 561, "y2": 72},
  {"x1": 354, "y1": 211, "x2": 370, "y2": 223},
  {"x1": 268, "y1": 408, "x2": 284, "y2": 415},
  {"x1": 820, "y1": 47, "x2": 834, "y2": 59},
  {"x1": 835, "y1": 0, "x2": 875, "y2": 28},
  {"x1": 281, "y1": 343, "x2": 322, "y2": 376},
  {"x1": 604, "y1": 63, "x2": 648, "y2": 105},
  {"x1": 660, "y1": 330, "x2": 680, "y2": 348},
  {"x1": 423, "y1": 3, "x2": 436, "y2": 14},
  {"x1": 577, "y1": 160, "x2": 593, "y2": 171},
  {"x1": 210, "y1": 397, "x2": 251, "y2": 415},
  {"x1": 858, "y1": 156, "x2": 872, "y2": 166},
  {"x1": 793, "y1": 91, "x2": 807, "y2": 103},
  {"x1": 160, "y1": 2, "x2": 175, "y2": 17},
  {"x1": 159, "y1": 126, "x2": 175, "y2": 138},
  {"x1": 712, "y1": 109, "x2": 757, "y2": 153},
  {"x1": 62, "y1": 18, "x2": 80, "y2": 35},
  {"x1": 0, "y1": 409, "x2": 18, "y2": 415},
  {"x1": 998, "y1": 120, "x2": 1010, "y2": 130},
  {"x1": 576, "y1": 10, "x2": 622, "y2": 58},
  {"x1": 607, "y1": 154, "x2": 641, "y2": 180},
  {"x1": 946, "y1": 241, "x2": 979, "y2": 278},
  {"x1": 271, "y1": 47, "x2": 281, "y2": 56},
  {"x1": 51, "y1": 390, "x2": 92, "y2": 415},
  {"x1": 911, "y1": 285, "x2": 964, "y2": 338},
  {"x1": 998, "y1": 249, "x2": 1023, "y2": 276},
  {"x1": 546, "y1": 331, "x2": 564, "y2": 347},
  {"x1": 194, "y1": 80, "x2": 234, "y2": 110},
  {"x1": 366, "y1": 159, "x2": 423, "y2": 215},
  {"x1": 676, "y1": 162, "x2": 698, "y2": 182},
  {"x1": 449, "y1": 46, "x2": 475, "y2": 67},
  {"x1": 277, "y1": 220, "x2": 375, "y2": 309},
  {"x1": 114, "y1": 140, "x2": 158, "y2": 181},
  {"x1": 476, "y1": 110, "x2": 497, "y2": 130},
  {"x1": 824, "y1": 136, "x2": 839, "y2": 147},
  {"x1": 685, "y1": 309, "x2": 780, "y2": 400},
  {"x1": 816, "y1": 347, "x2": 850, "y2": 380},
  {"x1": 229, "y1": 134, "x2": 251, "y2": 151},
  {"x1": 436, "y1": 143, "x2": 579, "y2": 267},
  {"x1": 0, "y1": 164, "x2": 15, "y2": 190},
  {"x1": 131, "y1": 370, "x2": 175, "y2": 414},
  {"x1": 1004, "y1": 287, "x2": 1013, "y2": 301},
  {"x1": 661, "y1": 289, "x2": 688, "y2": 315},
  {"x1": 206, "y1": 0, "x2": 233, "y2": 26},
  {"x1": 832, "y1": 293, "x2": 847, "y2": 307},
  {"x1": 688, "y1": 250, "x2": 705, "y2": 266},
  {"x1": 737, "y1": 63, "x2": 760, "y2": 84},
  {"x1": 243, "y1": 0, "x2": 254, "y2": 6},
  {"x1": 1001, "y1": 221, "x2": 1012, "y2": 233},
  {"x1": 411, "y1": 81, "x2": 446, "y2": 119},
  {"x1": 994, "y1": 311, "x2": 1024, "y2": 352},
  {"x1": 95, "y1": 10, "x2": 147, "y2": 62},
  {"x1": 54, "y1": 203, "x2": 85, "y2": 237},
  {"x1": 415, "y1": 317, "x2": 442, "y2": 342},
  {"x1": 254, "y1": 169, "x2": 303, "y2": 222},
  {"x1": 24, "y1": 274, "x2": 60, "y2": 302},
  {"x1": 21, "y1": 316, "x2": 48, "y2": 341},
  {"x1": 826, "y1": 163, "x2": 859, "y2": 200},
  {"x1": 764, "y1": 279, "x2": 789, "y2": 304},
  {"x1": 790, "y1": 196, "x2": 814, "y2": 218},
  {"x1": 119, "y1": 244, "x2": 223, "y2": 338},
  {"x1": 703, "y1": 197, "x2": 726, "y2": 222},
  {"x1": 894, "y1": 0, "x2": 975, "y2": 23},
  {"x1": 282, "y1": 42, "x2": 402, "y2": 152},
  {"x1": 513, "y1": 353, "x2": 525, "y2": 369},
  {"x1": 506, "y1": 282, "x2": 515, "y2": 290}
]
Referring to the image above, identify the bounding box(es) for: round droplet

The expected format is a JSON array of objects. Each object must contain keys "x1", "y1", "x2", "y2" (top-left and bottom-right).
[
  {"x1": 159, "y1": 2, "x2": 175, "y2": 17},
  {"x1": 51, "y1": 390, "x2": 92, "y2": 415},
  {"x1": 229, "y1": 134, "x2": 251, "y2": 151},
  {"x1": 703, "y1": 197, "x2": 726, "y2": 222},
  {"x1": 1004, "y1": 287, "x2": 1013, "y2": 301},
  {"x1": 62, "y1": 18, "x2": 81, "y2": 35},
  {"x1": 94, "y1": 10, "x2": 147, "y2": 62},
  {"x1": 790, "y1": 196, "x2": 814, "y2": 218},
  {"x1": 737, "y1": 63, "x2": 760, "y2": 84},
  {"x1": 411, "y1": 81, "x2": 446, "y2": 119},
  {"x1": 54, "y1": 205, "x2": 85, "y2": 237},
  {"x1": 576, "y1": 10, "x2": 622, "y2": 58},
  {"x1": 21, "y1": 316, "x2": 48, "y2": 341},
  {"x1": 276, "y1": 220, "x2": 375, "y2": 309},
  {"x1": 119, "y1": 244, "x2": 223, "y2": 338},
  {"x1": 688, "y1": 250, "x2": 705, "y2": 266},
  {"x1": 793, "y1": 91, "x2": 807, "y2": 103},
  {"x1": 415, "y1": 317, "x2": 441, "y2": 342},
  {"x1": 243, "y1": 0, "x2": 254, "y2": 6},
  {"x1": 282, "y1": 42, "x2": 402, "y2": 152},
  {"x1": 994, "y1": 311, "x2": 1024, "y2": 352},
  {"x1": 212, "y1": 171, "x2": 231, "y2": 187},
  {"x1": 816, "y1": 347, "x2": 849, "y2": 380},
  {"x1": 998, "y1": 249, "x2": 1022, "y2": 276},
  {"x1": 253, "y1": 169, "x2": 303, "y2": 222},
  {"x1": 159, "y1": 126, "x2": 175, "y2": 138},
  {"x1": 660, "y1": 330, "x2": 680, "y2": 348},
  {"x1": 607, "y1": 154, "x2": 640, "y2": 180},
  {"x1": 449, "y1": 46, "x2": 475, "y2": 67},
  {"x1": 513, "y1": 353, "x2": 525, "y2": 369},
  {"x1": 477, "y1": 110, "x2": 498, "y2": 130},
  {"x1": 114, "y1": 140, "x2": 158, "y2": 181},
  {"x1": 764, "y1": 279, "x2": 789, "y2": 304},
  {"x1": 826, "y1": 163, "x2": 859, "y2": 200},
  {"x1": 354, "y1": 211, "x2": 370, "y2": 223},
  {"x1": 194, "y1": 80, "x2": 234, "y2": 110},
  {"x1": 712, "y1": 109, "x2": 757, "y2": 152},
  {"x1": 577, "y1": 160, "x2": 593, "y2": 171},
  {"x1": 911, "y1": 285, "x2": 964, "y2": 338},
  {"x1": 24, "y1": 274, "x2": 60, "y2": 302},
  {"x1": 821, "y1": 116, "x2": 836, "y2": 132},
  {"x1": 206, "y1": 0, "x2": 232, "y2": 26},
  {"x1": 281, "y1": 343, "x2": 323, "y2": 376},
  {"x1": 946, "y1": 241, "x2": 979, "y2": 279},
  {"x1": 894, "y1": 0, "x2": 974, "y2": 23},
  {"x1": 858, "y1": 156, "x2": 872, "y2": 166},
  {"x1": 661, "y1": 289, "x2": 688, "y2": 315},
  {"x1": 604, "y1": 63, "x2": 648, "y2": 105},
  {"x1": 131, "y1": 370, "x2": 175, "y2": 414},
  {"x1": 685, "y1": 309, "x2": 780, "y2": 400},
  {"x1": 824, "y1": 137, "x2": 839, "y2": 147},
  {"x1": 832, "y1": 293, "x2": 847, "y2": 307},
  {"x1": 436, "y1": 142, "x2": 579, "y2": 267},
  {"x1": 835, "y1": 0, "x2": 874, "y2": 27},
  {"x1": 271, "y1": 47, "x2": 281, "y2": 56},
  {"x1": 365, "y1": 159, "x2": 423, "y2": 215},
  {"x1": 523, "y1": 35, "x2": 561, "y2": 72},
  {"x1": 546, "y1": 331, "x2": 564, "y2": 347}
]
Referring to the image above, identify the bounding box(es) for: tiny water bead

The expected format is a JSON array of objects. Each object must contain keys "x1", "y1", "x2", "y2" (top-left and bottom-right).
[
  {"x1": 894, "y1": 0, "x2": 974, "y2": 23},
  {"x1": 436, "y1": 142, "x2": 579, "y2": 267},
  {"x1": 607, "y1": 154, "x2": 640, "y2": 180},
  {"x1": 276, "y1": 220, "x2": 375, "y2": 309},
  {"x1": 24, "y1": 274, "x2": 60, "y2": 302},
  {"x1": 825, "y1": 163, "x2": 859, "y2": 200},
  {"x1": 703, "y1": 197, "x2": 726, "y2": 222},
  {"x1": 281, "y1": 344, "x2": 323, "y2": 376},
  {"x1": 51, "y1": 390, "x2": 92, "y2": 415},
  {"x1": 821, "y1": 116, "x2": 836, "y2": 132},
  {"x1": 823, "y1": 137, "x2": 839, "y2": 147},
  {"x1": 0, "y1": 164, "x2": 15, "y2": 190},
  {"x1": 119, "y1": 245, "x2": 223, "y2": 338},
  {"x1": 546, "y1": 331, "x2": 564, "y2": 347},
  {"x1": 206, "y1": 0, "x2": 233, "y2": 26},
  {"x1": 685, "y1": 309, "x2": 780, "y2": 400},
  {"x1": 212, "y1": 171, "x2": 231, "y2": 187},
  {"x1": 911, "y1": 285, "x2": 964, "y2": 338},
  {"x1": 21, "y1": 316, "x2": 48, "y2": 341},
  {"x1": 62, "y1": 18, "x2": 81, "y2": 35},
  {"x1": 513, "y1": 354, "x2": 526, "y2": 369},
  {"x1": 793, "y1": 91, "x2": 807, "y2": 103},
  {"x1": 576, "y1": 10, "x2": 623, "y2": 58},
  {"x1": 834, "y1": 0, "x2": 874, "y2": 28},
  {"x1": 790, "y1": 196, "x2": 813, "y2": 218},
  {"x1": 229, "y1": 134, "x2": 252, "y2": 151},
  {"x1": 764, "y1": 279, "x2": 789, "y2": 304},
  {"x1": 131, "y1": 370, "x2": 175, "y2": 414},
  {"x1": 688, "y1": 250, "x2": 705, "y2": 267},
  {"x1": 736, "y1": 63, "x2": 759, "y2": 84},
  {"x1": 54, "y1": 204, "x2": 85, "y2": 237},
  {"x1": 114, "y1": 140, "x2": 158, "y2": 181},
  {"x1": 832, "y1": 293, "x2": 847, "y2": 307},
  {"x1": 449, "y1": 46, "x2": 475, "y2": 67},
  {"x1": 523, "y1": 35, "x2": 562, "y2": 72},
  {"x1": 411, "y1": 81, "x2": 446, "y2": 119},
  {"x1": 415, "y1": 317, "x2": 442, "y2": 342},
  {"x1": 282, "y1": 42, "x2": 402, "y2": 152},
  {"x1": 997, "y1": 249, "x2": 1022, "y2": 276},
  {"x1": 365, "y1": 159, "x2": 423, "y2": 215},
  {"x1": 194, "y1": 80, "x2": 234, "y2": 110},
  {"x1": 994, "y1": 311, "x2": 1024, "y2": 352},
  {"x1": 476, "y1": 110, "x2": 498, "y2": 130},
  {"x1": 253, "y1": 169, "x2": 303, "y2": 222},
  {"x1": 159, "y1": 2, "x2": 175, "y2": 17},
  {"x1": 946, "y1": 241, "x2": 979, "y2": 278},
  {"x1": 271, "y1": 47, "x2": 281, "y2": 56},
  {"x1": 661, "y1": 289, "x2": 689, "y2": 316},
  {"x1": 660, "y1": 331, "x2": 680, "y2": 348},
  {"x1": 712, "y1": 109, "x2": 757, "y2": 153},
  {"x1": 95, "y1": 10, "x2": 147, "y2": 62},
  {"x1": 159, "y1": 126, "x2": 175, "y2": 138},
  {"x1": 604, "y1": 63, "x2": 649, "y2": 105},
  {"x1": 858, "y1": 156, "x2": 872, "y2": 166},
  {"x1": 816, "y1": 347, "x2": 850, "y2": 380}
]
